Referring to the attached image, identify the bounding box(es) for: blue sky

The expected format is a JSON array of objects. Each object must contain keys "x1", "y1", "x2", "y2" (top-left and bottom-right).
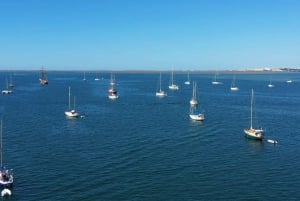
[{"x1": 0, "y1": 0, "x2": 299, "y2": 70}]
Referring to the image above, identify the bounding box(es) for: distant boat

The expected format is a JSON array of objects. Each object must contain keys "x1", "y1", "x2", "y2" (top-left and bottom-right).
[
  {"x1": 268, "y1": 78, "x2": 274, "y2": 88},
  {"x1": 168, "y1": 69, "x2": 179, "y2": 90},
  {"x1": 2, "y1": 79, "x2": 13, "y2": 94},
  {"x1": 190, "y1": 81, "x2": 198, "y2": 106},
  {"x1": 82, "y1": 72, "x2": 87, "y2": 81},
  {"x1": 189, "y1": 106, "x2": 204, "y2": 121},
  {"x1": 267, "y1": 139, "x2": 278, "y2": 144},
  {"x1": 94, "y1": 72, "x2": 100, "y2": 81},
  {"x1": 211, "y1": 73, "x2": 222, "y2": 85},
  {"x1": 244, "y1": 89, "x2": 264, "y2": 140},
  {"x1": 184, "y1": 72, "x2": 191, "y2": 85},
  {"x1": 65, "y1": 87, "x2": 80, "y2": 118},
  {"x1": 108, "y1": 74, "x2": 118, "y2": 99},
  {"x1": 286, "y1": 79, "x2": 292, "y2": 83},
  {"x1": 108, "y1": 88, "x2": 118, "y2": 99},
  {"x1": 230, "y1": 75, "x2": 239, "y2": 91},
  {"x1": 0, "y1": 120, "x2": 14, "y2": 190},
  {"x1": 39, "y1": 67, "x2": 48, "y2": 85},
  {"x1": 8, "y1": 75, "x2": 14, "y2": 88},
  {"x1": 156, "y1": 73, "x2": 167, "y2": 97}
]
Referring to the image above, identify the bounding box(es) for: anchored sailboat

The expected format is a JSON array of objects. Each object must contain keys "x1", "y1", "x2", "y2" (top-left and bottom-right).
[
  {"x1": 0, "y1": 120, "x2": 14, "y2": 190},
  {"x1": 184, "y1": 71, "x2": 191, "y2": 85},
  {"x1": 168, "y1": 69, "x2": 179, "y2": 90},
  {"x1": 65, "y1": 87, "x2": 80, "y2": 118},
  {"x1": 156, "y1": 73, "x2": 167, "y2": 97},
  {"x1": 244, "y1": 89, "x2": 264, "y2": 140},
  {"x1": 108, "y1": 74, "x2": 118, "y2": 99},
  {"x1": 230, "y1": 75, "x2": 239, "y2": 91},
  {"x1": 39, "y1": 67, "x2": 48, "y2": 85},
  {"x1": 2, "y1": 79, "x2": 13, "y2": 94}
]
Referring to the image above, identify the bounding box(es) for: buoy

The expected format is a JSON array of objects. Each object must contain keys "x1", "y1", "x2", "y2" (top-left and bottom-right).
[
  {"x1": 1, "y1": 188, "x2": 12, "y2": 197},
  {"x1": 267, "y1": 139, "x2": 278, "y2": 144}
]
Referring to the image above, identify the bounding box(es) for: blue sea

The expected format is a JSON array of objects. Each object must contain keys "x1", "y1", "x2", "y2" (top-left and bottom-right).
[{"x1": 1, "y1": 71, "x2": 300, "y2": 200}]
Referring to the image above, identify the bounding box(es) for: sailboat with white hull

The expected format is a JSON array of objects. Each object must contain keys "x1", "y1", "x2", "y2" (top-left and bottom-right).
[
  {"x1": 65, "y1": 87, "x2": 80, "y2": 118},
  {"x1": 156, "y1": 73, "x2": 167, "y2": 97},
  {"x1": 230, "y1": 75, "x2": 239, "y2": 91},
  {"x1": 168, "y1": 70, "x2": 179, "y2": 90},
  {"x1": 184, "y1": 72, "x2": 191, "y2": 85},
  {"x1": 190, "y1": 81, "x2": 198, "y2": 105},
  {"x1": 0, "y1": 120, "x2": 14, "y2": 190},
  {"x1": 244, "y1": 89, "x2": 264, "y2": 140},
  {"x1": 39, "y1": 67, "x2": 48, "y2": 85}
]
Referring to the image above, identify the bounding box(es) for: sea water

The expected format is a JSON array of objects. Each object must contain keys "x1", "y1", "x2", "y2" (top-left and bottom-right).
[{"x1": 0, "y1": 71, "x2": 300, "y2": 200}]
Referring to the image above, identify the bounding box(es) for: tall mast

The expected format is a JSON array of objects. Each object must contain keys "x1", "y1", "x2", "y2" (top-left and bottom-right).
[
  {"x1": 68, "y1": 87, "x2": 71, "y2": 110},
  {"x1": 250, "y1": 89, "x2": 254, "y2": 129}
]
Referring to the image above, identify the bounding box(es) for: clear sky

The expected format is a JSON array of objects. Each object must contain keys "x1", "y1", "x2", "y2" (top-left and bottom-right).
[{"x1": 0, "y1": 0, "x2": 300, "y2": 71}]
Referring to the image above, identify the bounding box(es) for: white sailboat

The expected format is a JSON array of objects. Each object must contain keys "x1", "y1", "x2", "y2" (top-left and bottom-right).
[
  {"x1": 230, "y1": 75, "x2": 239, "y2": 91},
  {"x1": 2, "y1": 79, "x2": 13, "y2": 94},
  {"x1": 39, "y1": 66, "x2": 48, "y2": 85},
  {"x1": 184, "y1": 71, "x2": 191, "y2": 85},
  {"x1": 244, "y1": 89, "x2": 264, "y2": 140},
  {"x1": 156, "y1": 73, "x2": 167, "y2": 97},
  {"x1": 168, "y1": 70, "x2": 179, "y2": 90},
  {"x1": 65, "y1": 87, "x2": 80, "y2": 118},
  {"x1": 108, "y1": 74, "x2": 118, "y2": 99},
  {"x1": 268, "y1": 77, "x2": 274, "y2": 88},
  {"x1": 190, "y1": 81, "x2": 198, "y2": 105},
  {"x1": 82, "y1": 72, "x2": 86, "y2": 81},
  {"x1": 211, "y1": 73, "x2": 222, "y2": 85},
  {"x1": 189, "y1": 106, "x2": 205, "y2": 121},
  {"x1": 0, "y1": 120, "x2": 14, "y2": 190}
]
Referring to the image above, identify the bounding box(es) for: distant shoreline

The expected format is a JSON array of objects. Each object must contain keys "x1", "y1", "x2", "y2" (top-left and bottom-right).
[{"x1": 1, "y1": 69, "x2": 299, "y2": 74}]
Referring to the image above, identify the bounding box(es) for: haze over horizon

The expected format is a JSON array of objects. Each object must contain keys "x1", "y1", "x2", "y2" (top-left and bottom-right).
[{"x1": 1, "y1": 0, "x2": 300, "y2": 71}]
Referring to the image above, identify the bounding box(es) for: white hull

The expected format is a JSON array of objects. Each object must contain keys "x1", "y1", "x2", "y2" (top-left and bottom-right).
[
  {"x1": 268, "y1": 84, "x2": 274, "y2": 88},
  {"x1": 244, "y1": 128, "x2": 264, "y2": 140},
  {"x1": 65, "y1": 110, "x2": 79, "y2": 117},
  {"x1": 108, "y1": 94, "x2": 118, "y2": 99},
  {"x1": 156, "y1": 91, "x2": 167, "y2": 97},
  {"x1": 286, "y1": 80, "x2": 292, "y2": 83},
  {"x1": 189, "y1": 114, "x2": 204, "y2": 121},
  {"x1": 230, "y1": 87, "x2": 239, "y2": 91},
  {"x1": 267, "y1": 139, "x2": 278, "y2": 144},
  {"x1": 168, "y1": 84, "x2": 179, "y2": 90},
  {"x1": 2, "y1": 90, "x2": 12, "y2": 94},
  {"x1": 212, "y1": 81, "x2": 222, "y2": 85},
  {"x1": 184, "y1": 81, "x2": 190, "y2": 85}
]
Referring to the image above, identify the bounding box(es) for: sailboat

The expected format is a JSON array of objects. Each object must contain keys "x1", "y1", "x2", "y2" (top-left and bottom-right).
[
  {"x1": 94, "y1": 72, "x2": 100, "y2": 81},
  {"x1": 82, "y1": 72, "x2": 87, "y2": 82},
  {"x1": 2, "y1": 79, "x2": 13, "y2": 94},
  {"x1": 0, "y1": 120, "x2": 14, "y2": 190},
  {"x1": 184, "y1": 71, "x2": 191, "y2": 85},
  {"x1": 65, "y1": 87, "x2": 80, "y2": 118},
  {"x1": 244, "y1": 89, "x2": 264, "y2": 140},
  {"x1": 168, "y1": 70, "x2": 179, "y2": 90},
  {"x1": 189, "y1": 106, "x2": 205, "y2": 121},
  {"x1": 156, "y1": 73, "x2": 167, "y2": 97},
  {"x1": 211, "y1": 73, "x2": 222, "y2": 85},
  {"x1": 8, "y1": 75, "x2": 14, "y2": 88},
  {"x1": 39, "y1": 67, "x2": 48, "y2": 85},
  {"x1": 108, "y1": 74, "x2": 118, "y2": 99},
  {"x1": 230, "y1": 75, "x2": 239, "y2": 91},
  {"x1": 190, "y1": 81, "x2": 198, "y2": 105},
  {"x1": 268, "y1": 77, "x2": 274, "y2": 88}
]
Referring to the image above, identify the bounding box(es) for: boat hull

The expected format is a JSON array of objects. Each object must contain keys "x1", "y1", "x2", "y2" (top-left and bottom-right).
[
  {"x1": 244, "y1": 129, "x2": 263, "y2": 140},
  {"x1": 156, "y1": 91, "x2": 167, "y2": 97},
  {"x1": 65, "y1": 111, "x2": 79, "y2": 118},
  {"x1": 189, "y1": 114, "x2": 204, "y2": 121},
  {"x1": 168, "y1": 84, "x2": 179, "y2": 90}
]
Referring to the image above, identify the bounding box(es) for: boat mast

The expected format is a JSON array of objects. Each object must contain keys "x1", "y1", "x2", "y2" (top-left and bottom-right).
[
  {"x1": 73, "y1": 96, "x2": 76, "y2": 110},
  {"x1": 250, "y1": 89, "x2": 254, "y2": 129},
  {"x1": 68, "y1": 87, "x2": 71, "y2": 110},
  {"x1": 159, "y1": 73, "x2": 162, "y2": 91}
]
